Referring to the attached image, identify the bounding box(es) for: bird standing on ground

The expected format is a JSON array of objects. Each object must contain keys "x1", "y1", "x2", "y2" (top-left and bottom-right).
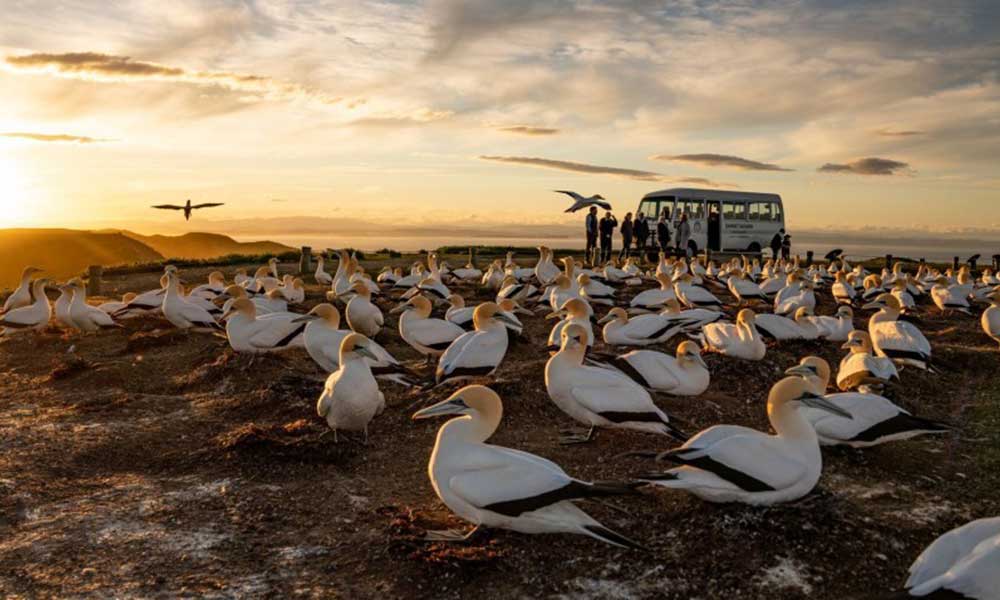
[
  {"x1": 346, "y1": 281, "x2": 384, "y2": 338},
  {"x1": 0, "y1": 278, "x2": 51, "y2": 335},
  {"x1": 162, "y1": 272, "x2": 221, "y2": 331},
  {"x1": 317, "y1": 333, "x2": 385, "y2": 442},
  {"x1": 151, "y1": 199, "x2": 224, "y2": 221},
  {"x1": 2, "y1": 267, "x2": 42, "y2": 313},
  {"x1": 412, "y1": 385, "x2": 645, "y2": 549},
  {"x1": 436, "y1": 302, "x2": 517, "y2": 385},
  {"x1": 392, "y1": 295, "x2": 465, "y2": 362}
]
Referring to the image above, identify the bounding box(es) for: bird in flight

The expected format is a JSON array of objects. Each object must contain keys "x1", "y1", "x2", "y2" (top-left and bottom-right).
[
  {"x1": 554, "y1": 190, "x2": 612, "y2": 213},
  {"x1": 151, "y1": 199, "x2": 225, "y2": 221}
]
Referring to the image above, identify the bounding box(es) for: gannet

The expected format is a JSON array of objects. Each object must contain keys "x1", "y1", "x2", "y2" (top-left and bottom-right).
[
  {"x1": 344, "y1": 281, "x2": 384, "y2": 338},
  {"x1": 534, "y1": 247, "x2": 562, "y2": 286},
  {"x1": 628, "y1": 274, "x2": 677, "y2": 313},
  {"x1": 545, "y1": 324, "x2": 687, "y2": 443},
  {"x1": 376, "y1": 266, "x2": 400, "y2": 285},
  {"x1": 831, "y1": 272, "x2": 856, "y2": 305},
  {"x1": 218, "y1": 285, "x2": 280, "y2": 316},
  {"x1": 702, "y1": 309, "x2": 766, "y2": 360},
  {"x1": 836, "y1": 330, "x2": 899, "y2": 391},
  {"x1": 546, "y1": 298, "x2": 594, "y2": 351},
  {"x1": 931, "y1": 276, "x2": 973, "y2": 316},
  {"x1": 793, "y1": 307, "x2": 822, "y2": 340},
  {"x1": 554, "y1": 190, "x2": 612, "y2": 213},
  {"x1": 597, "y1": 341, "x2": 710, "y2": 396},
  {"x1": 657, "y1": 298, "x2": 724, "y2": 332},
  {"x1": 223, "y1": 298, "x2": 306, "y2": 352},
  {"x1": 578, "y1": 274, "x2": 615, "y2": 306},
  {"x1": 546, "y1": 275, "x2": 580, "y2": 314},
  {"x1": 787, "y1": 356, "x2": 947, "y2": 447},
  {"x1": 349, "y1": 267, "x2": 380, "y2": 296},
  {"x1": 314, "y1": 255, "x2": 333, "y2": 286},
  {"x1": 53, "y1": 282, "x2": 77, "y2": 329},
  {"x1": 329, "y1": 250, "x2": 354, "y2": 297},
  {"x1": 497, "y1": 276, "x2": 540, "y2": 305},
  {"x1": 412, "y1": 385, "x2": 643, "y2": 548},
  {"x1": 674, "y1": 275, "x2": 723, "y2": 310},
  {"x1": 244, "y1": 266, "x2": 280, "y2": 295},
  {"x1": 68, "y1": 281, "x2": 121, "y2": 333},
  {"x1": 151, "y1": 198, "x2": 223, "y2": 220},
  {"x1": 392, "y1": 295, "x2": 465, "y2": 361},
  {"x1": 233, "y1": 268, "x2": 250, "y2": 287},
  {"x1": 638, "y1": 376, "x2": 850, "y2": 505},
  {"x1": 451, "y1": 262, "x2": 483, "y2": 282},
  {"x1": 864, "y1": 293, "x2": 932, "y2": 370},
  {"x1": 806, "y1": 305, "x2": 854, "y2": 341},
  {"x1": 982, "y1": 290, "x2": 1000, "y2": 348},
  {"x1": 278, "y1": 276, "x2": 306, "y2": 304},
  {"x1": 890, "y1": 278, "x2": 917, "y2": 312},
  {"x1": 726, "y1": 272, "x2": 767, "y2": 306},
  {"x1": 481, "y1": 262, "x2": 505, "y2": 290},
  {"x1": 190, "y1": 271, "x2": 226, "y2": 299},
  {"x1": 752, "y1": 310, "x2": 810, "y2": 341},
  {"x1": 599, "y1": 307, "x2": 683, "y2": 347},
  {"x1": 2, "y1": 267, "x2": 42, "y2": 313},
  {"x1": 436, "y1": 302, "x2": 516, "y2": 384},
  {"x1": 112, "y1": 277, "x2": 168, "y2": 319},
  {"x1": 167, "y1": 277, "x2": 223, "y2": 317},
  {"x1": 495, "y1": 299, "x2": 528, "y2": 336},
  {"x1": 316, "y1": 333, "x2": 385, "y2": 442},
  {"x1": 97, "y1": 292, "x2": 137, "y2": 315},
  {"x1": 775, "y1": 280, "x2": 816, "y2": 316},
  {"x1": 402, "y1": 277, "x2": 451, "y2": 304},
  {"x1": 162, "y1": 272, "x2": 222, "y2": 331},
  {"x1": 445, "y1": 294, "x2": 475, "y2": 329},
  {"x1": 0, "y1": 278, "x2": 51, "y2": 335},
  {"x1": 861, "y1": 274, "x2": 884, "y2": 303},
  {"x1": 902, "y1": 517, "x2": 1000, "y2": 599}
]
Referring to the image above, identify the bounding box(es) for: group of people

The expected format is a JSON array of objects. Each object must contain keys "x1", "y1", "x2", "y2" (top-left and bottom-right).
[{"x1": 584, "y1": 206, "x2": 695, "y2": 265}]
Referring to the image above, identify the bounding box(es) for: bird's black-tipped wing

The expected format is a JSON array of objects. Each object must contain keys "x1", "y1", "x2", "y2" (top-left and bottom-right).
[
  {"x1": 152, "y1": 204, "x2": 184, "y2": 210},
  {"x1": 554, "y1": 190, "x2": 585, "y2": 202},
  {"x1": 192, "y1": 202, "x2": 225, "y2": 209},
  {"x1": 595, "y1": 199, "x2": 613, "y2": 210}
]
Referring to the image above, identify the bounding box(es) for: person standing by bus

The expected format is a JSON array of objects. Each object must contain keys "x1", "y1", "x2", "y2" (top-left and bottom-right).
[
  {"x1": 619, "y1": 213, "x2": 633, "y2": 261},
  {"x1": 781, "y1": 233, "x2": 791, "y2": 260},
  {"x1": 585, "y1": 206, "x2": 599, "y2": 265},
  {"x1": 656, "y1": 210, "x2": 672, "y2": 254},
  {"x1": 676, "y1": 212, "x2": 691, "y2": 257},
  {"x1": 599, "y1": 211, "x2": 618, "y2": 264},
  {"x1": 634, "y1": 212, "x2": 649, "y2": 261},
  {"x1": 770, "y1": 228, "x2": 784, "y2": 260}
]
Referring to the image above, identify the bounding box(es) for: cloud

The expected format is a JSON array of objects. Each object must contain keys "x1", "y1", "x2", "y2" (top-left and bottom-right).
[
  {"x1": 497, "y1": 125, "x2": 560, "y2": 136},
  {"x1": 477, "y1": 155, "x2": 733, "y2": 187},
  {"x1": 817, "y1": 157, "x2": 911, "y2": 175},
  {"x1": 0, "y1": 131, "x2": 109, "y2": 143},
  {"x1": 874, "y1": 128, "x2": 925, "y2": 137},
  {"x1": 650, "y1": 153, "x2": 793, "y2": 172}
]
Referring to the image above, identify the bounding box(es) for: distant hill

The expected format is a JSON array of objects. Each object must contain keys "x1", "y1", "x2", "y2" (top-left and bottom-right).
[
  {"x1": 0, "y1": 229, "x2": 164, "y2": 289},
  {"x1": 121, "y1": 231, "x2": 293, "y2": 260},
  {"x1": 0, "y1": 229, "x2": 294, "y2": 290}
]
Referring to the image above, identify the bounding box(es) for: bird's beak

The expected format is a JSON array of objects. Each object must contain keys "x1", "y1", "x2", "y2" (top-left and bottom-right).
[
  {"x1": 799, "y1": 391, "x2": 853, "y2": 419},
  {"x1": 412, "y1": 398, "x2": 468, "y2": 420},
  {"x1": 784, "y1": 364, "x2": 817, "y2": 378},
  {"x1": 545, "y1": 310, "x2": 566, "y2": 321},
  {"x1": 291, "y1": 314, "x2": 319, "y2": 323},
  {"x1": 840, "y1": 339, "x2": 860, "y2": 350},
  {"x1": 389, "y1": 304, "x2": 410, "y2": 315},
  {"x1": 861, "y1": 301, "x2": 882, "y2": 310},
  {"x1": 355, "y1": 346, "x2": 378, "y2": 360}
]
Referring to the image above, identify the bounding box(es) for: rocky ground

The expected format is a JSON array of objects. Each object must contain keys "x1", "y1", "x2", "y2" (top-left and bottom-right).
[{"x1": 1, "y1": 257, "x2": 998, "y2": 599}]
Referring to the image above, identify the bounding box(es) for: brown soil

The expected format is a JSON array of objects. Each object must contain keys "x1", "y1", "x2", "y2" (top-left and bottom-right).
[{"x1": 1, "y1": 260, "x2": 998, "y2": 599}]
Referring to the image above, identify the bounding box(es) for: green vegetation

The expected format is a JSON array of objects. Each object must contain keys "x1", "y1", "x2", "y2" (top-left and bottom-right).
[{"x1": 98, "y1": 251, "x2": 301, "y2": 277}]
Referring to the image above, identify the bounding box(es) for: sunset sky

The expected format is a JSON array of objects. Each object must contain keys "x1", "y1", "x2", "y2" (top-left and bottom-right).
[{"x1": 1, "y1": 0, "x2": 998, "y2": 236}]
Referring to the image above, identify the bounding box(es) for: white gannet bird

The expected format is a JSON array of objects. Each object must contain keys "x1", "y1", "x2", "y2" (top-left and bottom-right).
[
  {"x1": 68, "y1": 281, "x2": 121, "y2": 333},
  {"x1": 402, "y1": 277, "x2": 451, "y2": 304},
  {"x1": 806, "y1": 305, "x2": 855, "y2": 341},
  {"x1": 545, "y1": 324, "x2": 687, "y2": 444},
  {"x1": 628, "y1": 273, "x2": 676, "y2": 313},
  {"x1": 245, "y1": 266, "x2": 281, "y2": 295},
  {"x1": 451, "y1": 261, "x2": 483, "y2": 282},
  {"x1": 674, "y1": 274, "x2": 724, "y2": 310},
  {"x1": 831, "y1": 272, "x2": 856, "y2": 305},
  {"x1": 112, "y1": 276, "x2": 169, "y2": 318},
  {"x1": 555, "y1": 190, "x2": 612, "y2": 213},
  {"x1": 329, "y1": 250, "x2": 355, "y2": 298},
  {"x1": 658, "y1": 298, "x2": 724, "y2": 332},
  {"x1": 775, "y1": 280, "x2": 816, "y2": 316},
  {"x1": 480, "y1": 261, "x2": 505, "y2": 290},
  {"x1": 218, "y1": 285, "x2": 281, "y2": 317},
  {"x1": 546, "y1": 275, "x2": 579, "y2": 315},
  {"x1": 2, "y1": 267, "x2": 43, "y2": 314},
  {"x1": 223, "y1": 298, "x2": 306, "y2": 353},
  {"x1": 392, "y1": 295, "x2": 465, "y2": 362},
  {"x1": 864, "y1": 293, "x2": 933, "y2": 370},
  {"x1": 546, "y1": 298, "x2": 594, "y2": 351},
  {"x1": 345, "y1": 281, "x2": 383, "y2": 338},
  {"x1": 726, "y1": 272, "x2": 767, "y2": 306},
  {"x1": 294, "y1": 304, "x2": 411, "y2": 384},
  {"x1": 53, "y1": 282, "x2": 77, "y2": 329},
  {"x1": 190, "y1": 271, "x2": 226, "y2": 299},
  {"x1": 412, "y1": 385, "x2": 644, "y2": 548},
  {"x1": 748, "y1": 310, "x2": 809, "y2": 341},
  {"x1": 787, "y1": 356, "x2": 948, "y2": 447},
  {"x1": 597, "y1": 341, "x2": 710, "y2": 396},
  {"x1": 982, "y1": 290, "x2": 1000, "y2": 348},
  {"x1": 436, "y1": 302, "x2": 517, "y2": 385},
  {"x1": 902, "y1": 517, "x2": 1000, "y2": 599},
  {"x1": 162, "y1": 272, "x2": 222, "y2": 331},
  {"x1": 0, "y1": 278, "x2": 51, "y2": 335},
  {"x1": 496, "y1": 299, "x2": 529, "y2": 337},
  {"x1": 890, "y1": 278, "x2": 918, "y2": 312},
  {"x1": 97, "y1": 292, "x2": 137, "y2": 315},
  {"x1": 701, "y1": 308, "x2": 766, "y2": 360},
  {"x1": 376, "y1": 266, "x2": 401, "y2": 285},
  {"x1": 496, "y1": 276, "x2": 539, "y2": 305},
  {"x1": 578, "y1": 273, "x2": 615, "y2": 306},
  {"x1": 836, "y1": 330, "x2": 899, "y2": 391},
  {"x1": 314, "y1": 254, "x2": 333, "y2": 286},
  {"x1": 534, "y1": 247, "x2": 562, "y2": 286},
  {"x1": 317, "y1": 333, "x2": 385, "y2": 442},
  {"x1": 599, "y1": 307, "x2": 683, "y2": 347},
  {"x1": 637, "y1": 376, "x2": 850, "y2": 505},
  {"x1": 278, "y1": 277, "x2": 306, "y2": 304},
  {"x1": 930, "y1": 276, "x2": 973, "y2": 316},
  {"x1": 233, "y1": 268, "x2": 251, "y2": 287},
  {"x1": 445, "y1": 294, "x2": 475, "y2": 330}
]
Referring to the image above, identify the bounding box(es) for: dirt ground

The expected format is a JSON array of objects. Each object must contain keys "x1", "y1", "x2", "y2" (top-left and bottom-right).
[{"x1": 1, "y1": 257, "x2": 998, "y2": 599}]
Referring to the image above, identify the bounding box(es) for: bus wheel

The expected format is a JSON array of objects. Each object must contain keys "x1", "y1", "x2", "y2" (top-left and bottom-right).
[{"x1": 747, "y1": 242, "x2": 761, "y2": 254}]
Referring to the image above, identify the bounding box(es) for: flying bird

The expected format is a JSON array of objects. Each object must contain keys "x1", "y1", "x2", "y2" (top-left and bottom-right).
[
  {"x1": 554, "y1": 190, "x2": 612, "y2": 213},
  {"x1": 151, "y1": 199, "x2": 225, "y2": 221}
]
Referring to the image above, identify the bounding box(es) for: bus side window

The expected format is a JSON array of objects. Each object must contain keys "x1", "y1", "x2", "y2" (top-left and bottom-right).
[
  {"x1": 771, "y1": 202, "x2": 782, "y2": 222},
  {"x1": 723, "y1": 201, "x2": 746, "y2": 220},
  {"x1": 689, "y1": 200, "x2": 704, "y2": 219},
  {"x1": 748, "y1": 202, "x2": 760, "y2": 220}
]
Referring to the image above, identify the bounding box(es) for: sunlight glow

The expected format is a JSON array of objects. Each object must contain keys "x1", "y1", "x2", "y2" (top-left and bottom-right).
[{"x1": 0, "y1": 155, "x2": 34, "y2": 224}]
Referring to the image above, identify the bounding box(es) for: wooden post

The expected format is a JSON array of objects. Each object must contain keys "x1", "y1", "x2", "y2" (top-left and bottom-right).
[
  {"x1": 969, "y1": 256, "x2": 978, "y2": 273},
  {"x1": 469, "y1": 247, "x2": 477, "y2": 268},
  {"x1": 952, "y1": 256, "x2": 960, "y2": 272},
  {"x1": 86, "y1": 265, "x2": 103, "y2": 296},
  {"x1": 918, "y1": 258, "x2": 926, "y2": 272},
  {"x1": 299, "y1": 246, "x2": 312, "y2": 274},
  {"x1": 993, "y1": 254, "x2": 1000, "y2": 271},
  {"x1": 705, "y1": 248, "x2": 712, "y2": 265},
  {"x1": 805, "y1": 250, "x2": 814, "y2": 268},
  {"x1": 884, "y1": 254, "x2": 893, "y2": 270}
]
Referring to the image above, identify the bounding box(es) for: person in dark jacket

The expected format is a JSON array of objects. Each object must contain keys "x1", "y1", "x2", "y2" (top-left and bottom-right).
[
  {"x1": 634, "y1": 212, "x2": 649, "y2": 261},
  {"x1": 585, "y1": 206, "x2": 599, "y2": 265},
  {"x1": 770, "y1": 228, "x2": 784, "y2": 260},
  {"x1": 656, "y1": 211, "x2": 672, "y2": 254},
  {"x1": 619, "y1": 212, "x2": 633, "y2": 261},
  {"x1": 781, "y1": 234, "x2": 791, "y2": 260},
  {"x1": 598, "y1": 211, "x2": 618, "y2": 264}
]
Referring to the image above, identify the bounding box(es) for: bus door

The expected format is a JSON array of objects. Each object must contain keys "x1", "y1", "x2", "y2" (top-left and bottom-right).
[{"x1": 707, "y1": 201, "x2": 721, "y2": 251}]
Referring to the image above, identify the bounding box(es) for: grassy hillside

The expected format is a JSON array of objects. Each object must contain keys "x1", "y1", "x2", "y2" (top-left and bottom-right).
[
  {"x1": 0, "y1": 229, "x2": 164, "y2": 289},
  {"x1": 122, "y1": 231, "x2": 293, "y2": 260}
]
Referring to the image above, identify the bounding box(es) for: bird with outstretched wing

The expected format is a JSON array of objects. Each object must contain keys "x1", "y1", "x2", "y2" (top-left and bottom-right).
[
  {"x1": 554, "y1": 190, "x2": 612, "y2": 213},
  {"x1": 151, "y1": 199, "x2": 225, "y2": 220}
]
